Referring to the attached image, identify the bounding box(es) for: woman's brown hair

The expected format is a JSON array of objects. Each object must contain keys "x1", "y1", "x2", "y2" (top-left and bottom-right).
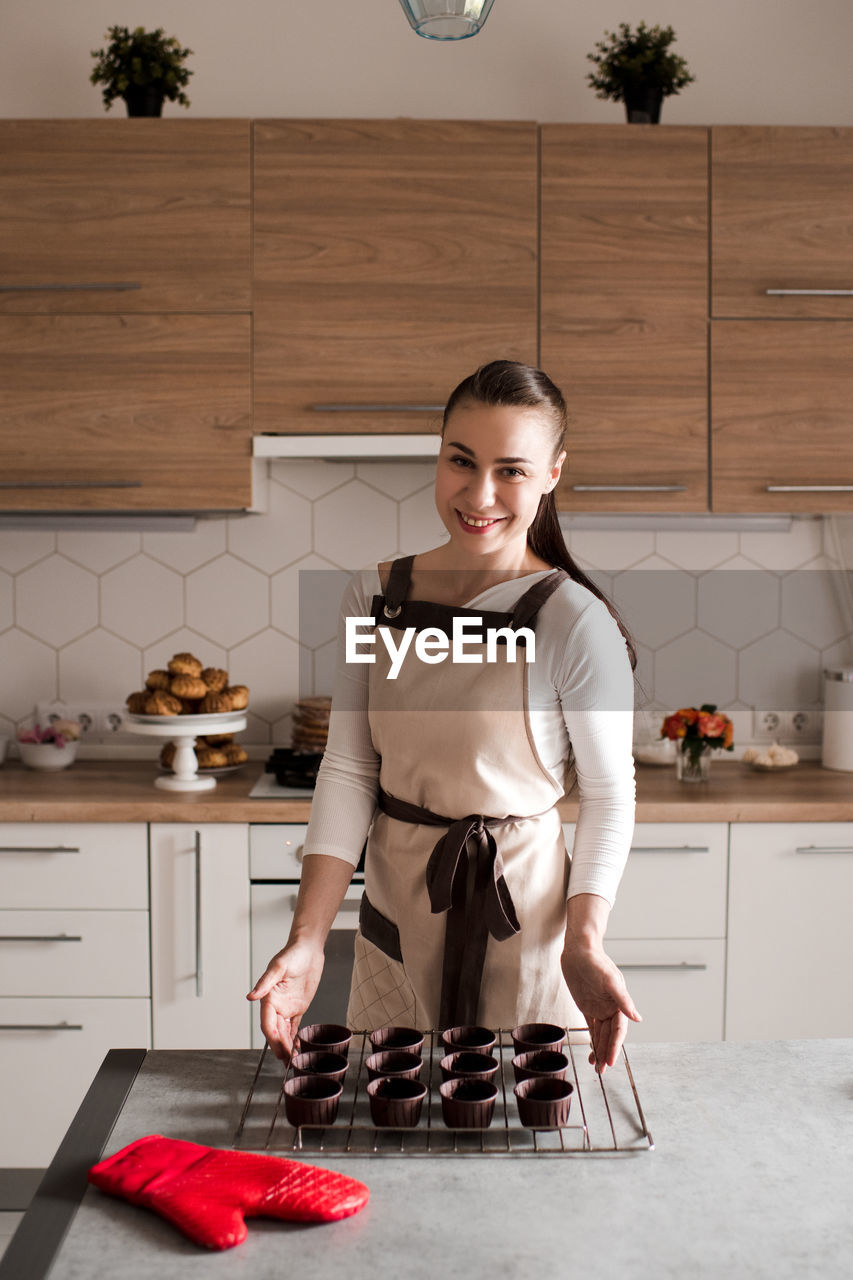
[{"x1": 443, "y1": 359, "x2": 637, "y2": 670}]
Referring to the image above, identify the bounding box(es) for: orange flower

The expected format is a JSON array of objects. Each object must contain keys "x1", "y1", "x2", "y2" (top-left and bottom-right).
[
  {"x1": 661, "y1": 713, "x2": 687, "y2": 740},
  {"x1": 722, "y1": 720, "x2": 734, "y2": 749},
  {"x1": 697, "y1": 712, "x2": 727, "y2": 739},
  {"x1": 677, "y1": 708, "x2": 699, "y2": 726}
]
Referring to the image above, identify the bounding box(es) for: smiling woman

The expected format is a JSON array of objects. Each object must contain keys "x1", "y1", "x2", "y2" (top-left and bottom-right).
[{"x1": 250, "y1": 360, "x2": 641, "y2": 1075}]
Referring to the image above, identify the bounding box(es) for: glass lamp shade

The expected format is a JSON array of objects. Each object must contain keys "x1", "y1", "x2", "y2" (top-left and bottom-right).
[{"x1": 397, "y1": 0, "x2": 496, "y2": 40}]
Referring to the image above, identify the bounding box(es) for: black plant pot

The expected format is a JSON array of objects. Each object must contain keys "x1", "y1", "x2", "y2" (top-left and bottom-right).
[
  {"x1": 123, "y1": 85, "x2": 165, "y2": 117},
  {"x1": 623, "y1": 85, "x2": 664, "y2": 124}
]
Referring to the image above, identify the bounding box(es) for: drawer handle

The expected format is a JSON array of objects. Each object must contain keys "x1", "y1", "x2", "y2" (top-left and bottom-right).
[
  {"x1": 765, "y1": 288, "x2": 853, "y2": 296},
  {"x1": 765, "y1": 485, "x2": 853, "y2": 493},
  {"x1": 0, "y1": 934, "x2": 82, "y2": 942},
  {"x1": 0, "y1": 845, "x2": 80, "y2": 854},
  {"x1": 195, "y1": 831, "x2": 203, "y2": 999},
  {"x1": 311, "y1": 403, "x2": 445, "y2": 412},
  {"x1": 570, "y1": 484, "x2": 688, "y2": 493},
  {"x1": 0, "y1": 282, "x2": 141, "y2": 292},
  {"x1": 287, "y1": 895, "x2": 362, "y2": 913},
  {"x1": 630, "y1": 846, "x2": 710, "y2": 855},
  {"x1": 618, "y1": 962, "x2": 708, "y2": 971},
  {"x1": 0, "y1": 480, "x2": 142, "y2": 490},
  {"x1": 795, "y1": 845, "x2": 853, "y2": 855},
  {"x1": 0, "y1": 1021, "x2": 83, "y2": 1031}
]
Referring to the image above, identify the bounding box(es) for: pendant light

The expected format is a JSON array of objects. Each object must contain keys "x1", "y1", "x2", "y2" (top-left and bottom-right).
[{"x1": 397, "y1": 0, "x2": 496, "y2": 41}]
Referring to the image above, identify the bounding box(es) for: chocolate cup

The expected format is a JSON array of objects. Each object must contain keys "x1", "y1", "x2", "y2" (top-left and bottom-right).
[
  {"x1": 283, "y1": 1075, "x2": 342, "y2": 1128},
  {"x1": 514, "y1": 1076, "x2": 574, "y2": 1129},
  {"x1": 440, "y1": 1051, "x2": 500, "y2": 1084},
  {"x1": 440, "y1": 1025, "x2": 497, "y2": 1055},
  {"x1": 439, "y1": 1077, "x2": 498, "y2": 1129},
  {"x1": 291, "y1": 1050, "x2": 349, "y2": 1084},
  {"x1": 511, "y1": 1022, "x2": 567, "y2": 1054},
  {"x1": 511, "y1": 1049, "x2": 571, "y2": 1084},
  {"x1": 296, "y1": 1023, "x2": 352, "y2": 1056},
  {"x1": 365, "y1": 1050, "x2": 423, "y2": 1083},
  {"x1": 368, "y1": 1026, "x2": 425, "y2": 1056},
  {"x1": 367, "y1": 1077, "x2": 427, "y2": 1127}
]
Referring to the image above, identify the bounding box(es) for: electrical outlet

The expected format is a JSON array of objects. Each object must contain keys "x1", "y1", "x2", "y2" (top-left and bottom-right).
[
  {"x1": 753, "y1": 709, "x2": 823, "y2": 743},
  {"x1": 36, "y1": 702, "x2": 128, "y2": 738},
  {"x1": 753, "y1": 710, "x2": 787, "y2": 741},
  {"x1": 95, "y1": 707, "x2": 128, "y2": 735},
  {"x1": 790, "y1": 709, "x2": 823, "y2": 742}
]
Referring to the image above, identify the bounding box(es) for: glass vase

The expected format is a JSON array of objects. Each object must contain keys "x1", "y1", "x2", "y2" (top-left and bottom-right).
[{"x1": 676, "y1": 742, "x2": 712, "y2": 783}]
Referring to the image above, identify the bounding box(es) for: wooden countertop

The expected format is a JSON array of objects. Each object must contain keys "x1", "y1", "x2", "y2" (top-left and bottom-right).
[{"x1": 0, "y1": 758, "x2": 851, "y2": 823}]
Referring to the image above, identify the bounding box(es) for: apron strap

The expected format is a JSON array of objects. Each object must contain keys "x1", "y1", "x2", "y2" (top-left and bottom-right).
[
  {"x1": 509, "y1": 569, "x2": 569, "y2": 631},
  {"x1": 381, "y1": 555, "x2": 415, "y2": 618}
]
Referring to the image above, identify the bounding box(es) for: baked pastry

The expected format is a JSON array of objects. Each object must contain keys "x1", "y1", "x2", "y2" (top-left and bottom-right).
[
  {"x1": 225, "y1": 684, "x2": 249, "y2": 711},
  {"x1": 196, "y1": 747, "x2": 229, "y2": 769},
  {"x1": 201, "y1": 667, "x2": 229, "y2": 693},
  {"x1": 145, "y1": 669, "x2": 171, "y2": 691},
  {"x1": 144, "y1": 691, "x2": 182, "y2": 716},
  {"x1": 170, "y1": 675, "x2": 208, "y2": 700},
  {"x1": 200, "y1": 691, "x2": 232, "y2": 715},
  {"x1": 159, "y1": 742, "x2": 177, "y2": 769},
  {"x1": 178, "y1": 699, "x2": 202, "y2": 715},
  {"x1": 125, "y1": 691, "x2": 149, "y2": 714},
  {"x1": 223, "y1": 743, "x2": 248, "y2": 766},
  {"x1": 199, "y1": 733, "x2": 234, "y2": 747},
  {"x1": 168, "y1": 653, "x2": 203, "y2": 678}
]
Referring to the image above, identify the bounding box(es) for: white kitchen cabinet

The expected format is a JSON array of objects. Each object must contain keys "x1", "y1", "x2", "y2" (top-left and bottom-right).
[
  {"x1": 726, "y1": 823, "x2": 853, "y2": 1040},
  {"x1": 150, "y1": 824, "x2": 251, "y2": 1048},
  {"x1": 0, "y1": 822, "x2": 150, "y2": 1167},
  {"x1": 563, "y1": 822, "x2": 729, "y2": 1042},
  {"x1": 0, "y1": 997, "x2": 150, "y2": 1166}
]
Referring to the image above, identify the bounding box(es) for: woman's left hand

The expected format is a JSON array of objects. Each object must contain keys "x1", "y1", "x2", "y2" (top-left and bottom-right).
[{"x1": 560, "y1": 943, "x2": 642, "y2": 1074}]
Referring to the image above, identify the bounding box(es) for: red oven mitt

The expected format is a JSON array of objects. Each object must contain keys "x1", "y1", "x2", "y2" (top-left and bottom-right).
[{"x1": 88, "y1": 1134, "x2": 369, "y2": 1250}]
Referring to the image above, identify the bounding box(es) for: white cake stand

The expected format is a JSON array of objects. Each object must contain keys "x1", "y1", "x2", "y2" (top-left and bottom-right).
[{"x1": 124, "y1": 712, "x2": 248, "y2": 791}]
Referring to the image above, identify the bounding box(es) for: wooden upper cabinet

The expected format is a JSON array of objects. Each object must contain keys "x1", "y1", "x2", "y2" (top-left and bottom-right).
[
  {"x1": 0, "y1": 314, "x2": 252, "y2": 511},
  {"x1": 0, "y1": 120, "x2": 251, "y2": 313},
  {"x1": 712, "y1": 320, "x2": 853, "y2": 513},
  {"x1": 253, "y1": 119, "x2": 538, "y2": 434},
  {"x1": 712, "y1": 126, "x2": 853, "y2": 318},
  {"x1": 540, "y1": 125, "x2": 709, "y2": 513}
]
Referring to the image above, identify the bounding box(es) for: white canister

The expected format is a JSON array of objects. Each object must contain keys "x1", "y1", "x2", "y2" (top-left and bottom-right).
[{"x1": 821, "y1": 666, "x2": 853, "y2": 772}]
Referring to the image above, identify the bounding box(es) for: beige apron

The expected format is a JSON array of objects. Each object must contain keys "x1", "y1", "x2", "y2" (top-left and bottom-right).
[{"x1": 346, "y1": 555, "x2": 583, "y2": 1034}]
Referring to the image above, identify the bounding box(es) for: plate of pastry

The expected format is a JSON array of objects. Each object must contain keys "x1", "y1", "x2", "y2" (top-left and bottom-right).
[
  {"x1": 741, "y1": 743, "x2": 799, "y2": 771},
  {"x1": 159, "y1": 739, "x2": 249, "y2": 773},
  {"x1": 124, "y1": 652, "x2": 249, "y2": 720}
]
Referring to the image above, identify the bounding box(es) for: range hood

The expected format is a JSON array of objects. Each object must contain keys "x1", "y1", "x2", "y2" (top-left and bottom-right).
[{"x1": 253, "y1": 434, "x2": 441, "y2": 461}]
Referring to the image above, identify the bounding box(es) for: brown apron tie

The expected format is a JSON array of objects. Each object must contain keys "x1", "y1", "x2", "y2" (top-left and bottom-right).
[{"x1": 378, "y1": 788, "x2": 549, "y2": 1028}]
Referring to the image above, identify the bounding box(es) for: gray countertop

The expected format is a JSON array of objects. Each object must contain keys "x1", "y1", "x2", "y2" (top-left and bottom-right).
[{"x1": 5, "y1": 1039, "x2": 852, "y2": 1280}]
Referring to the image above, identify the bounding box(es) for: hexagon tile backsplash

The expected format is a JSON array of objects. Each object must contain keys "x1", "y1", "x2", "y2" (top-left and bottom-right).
[{"x1": 0, "y1": 460, "x2": 851, "y2": 748}]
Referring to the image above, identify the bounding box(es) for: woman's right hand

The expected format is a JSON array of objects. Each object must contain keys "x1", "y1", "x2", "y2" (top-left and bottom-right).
[{"x1": 246, "y1": 941, "x2": 326, "y2": 1061}]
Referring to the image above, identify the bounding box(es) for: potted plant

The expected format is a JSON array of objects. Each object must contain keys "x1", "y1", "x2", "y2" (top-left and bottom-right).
[
  {"x1": 586, "y1": 21, "x2": 695, "y2": 124},
  {"x1": 90, "y1": 25, "x2": 193, "y2": 117}
]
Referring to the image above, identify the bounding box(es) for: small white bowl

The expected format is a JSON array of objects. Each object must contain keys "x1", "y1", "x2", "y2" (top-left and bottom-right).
[{"x1": 18, "y1": 740, "x2": 79, "y2": 771}]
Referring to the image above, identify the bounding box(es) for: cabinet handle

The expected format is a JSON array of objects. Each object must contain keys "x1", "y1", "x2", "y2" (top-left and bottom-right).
[
  {"x1": 311, "y1": 403, "x2": 445, "y2": 412},
  {"x1": 765, "y1": 288, "x2": 853, "y2": 296},
  {"x1": 288, "y1": 895, "x2": 362, "y2": 912},
  {"x1": 765, "y1": 484, "x2": 853, "y2": 493},
  {"x1": 795, "y1": 845, "x2": 853, "y2": 855},
  {"x1": 0, "y1": 1021, "x2": 83, "y2": 1031},
  {"x1": 0, "y1": 480, "x2": 142, "y2": 490},
  {"x1": 0, "y1": 282, "x2": 141, "y2": 292},
  {"x1": 295, "y1": 844, "x2": 304, "y2": 863},
  {"x1": 0, "y1": 934, "x2": 82, "y2": 943},
  {"x1": 570, "y1": 484, "x2": 688, "y2": 493},
  {"x1": 194, "y1": 831, "x2": 203, "y2": 999},
  {"x1": 618, "y1": 962, "x2": 708, "y2": 971},
  {"x1": 0, "y1": 845, "x2": 80, "y2": 854},
  {"x1": 630, "y1": 845, "x2": 710, "y2": 855}
]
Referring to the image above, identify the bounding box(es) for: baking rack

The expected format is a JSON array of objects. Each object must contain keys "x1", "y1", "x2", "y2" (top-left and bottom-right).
[{"x1": 233, "y1": 1029, "x2": 654, "y2": 1158}]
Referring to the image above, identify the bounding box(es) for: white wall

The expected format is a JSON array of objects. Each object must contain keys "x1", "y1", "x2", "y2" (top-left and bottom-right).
[{"x1": 2, "y1": 0, "x2": 852, "y2": 125}]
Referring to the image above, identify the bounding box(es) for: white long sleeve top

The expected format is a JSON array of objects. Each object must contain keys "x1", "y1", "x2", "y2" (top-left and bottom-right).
[{"x1": 302, "y1": 568, "x2": 636, "y2": 905}]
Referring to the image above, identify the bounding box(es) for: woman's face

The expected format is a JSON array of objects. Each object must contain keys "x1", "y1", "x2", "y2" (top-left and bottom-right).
[{"x1": 434, "y1": 401, "x2": 565, "y2": 560}]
